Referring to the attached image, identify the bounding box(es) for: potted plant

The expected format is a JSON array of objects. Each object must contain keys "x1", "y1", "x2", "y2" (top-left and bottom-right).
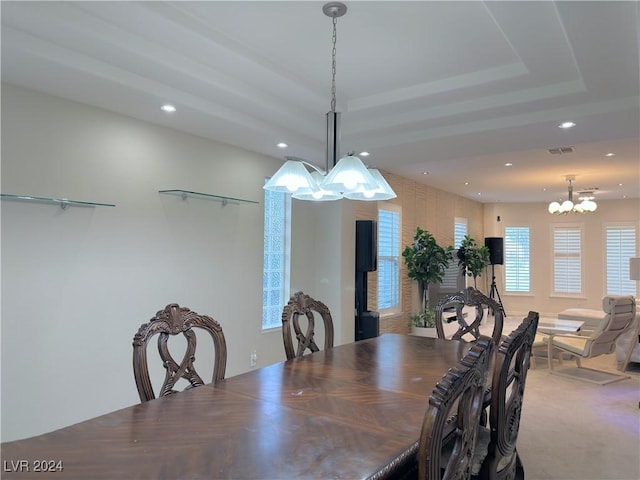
[
  {"x1": 409, "y1": 308, "x2": 437, "y2": 337},
  {"x1": 456, "y1": 235, "x2": 490, "y2": 288},
  {"x1": 402, "y1": 227, "x2": 453, "y2": 334}
]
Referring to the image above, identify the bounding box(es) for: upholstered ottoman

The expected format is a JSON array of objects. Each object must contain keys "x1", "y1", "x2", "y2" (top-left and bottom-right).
[{"x1": 557, "y1": 308, "x2": 606, "y2": 331}]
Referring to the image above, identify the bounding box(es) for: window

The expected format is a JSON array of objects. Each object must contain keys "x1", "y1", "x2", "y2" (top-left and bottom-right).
[
  {"x1": 504, "y1": 227, "x2": 530, "y2": 292},
  {"x1": 553, "y1": 226, "x2": 582, "y2": 295},
  {"x1": 377, "y1": 204, "x2": 401, "y2": 315},
  {"x1": 454, "y1": 218, "x2": 467, "y2": 249},
  {"x1": 262, "y1": 185, "x2": 291, "y2": 329},
  {"x1": 605, "y1": 225, "x2": 637, "y2": 295}
]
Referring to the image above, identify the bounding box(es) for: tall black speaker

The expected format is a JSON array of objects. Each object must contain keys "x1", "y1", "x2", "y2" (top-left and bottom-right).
[
  {"x1": 356, "y1": 220, "x2": 377, "y2": 272},
  {"x1": 485, "y1": 237, "x2": 504, "y2": 265}
]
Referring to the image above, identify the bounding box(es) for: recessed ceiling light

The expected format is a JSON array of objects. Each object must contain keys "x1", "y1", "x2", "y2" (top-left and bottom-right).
[
  {"x1": 619, "y1": 183, "x2": 624, "y2": 186},
  {"x1": 359, "y1": 151, "x2": 370, "y2": 157},
  {"x1": 476, "y1": 192, "x2": 481, "y2": 196},
  {"x1": 422, "y1": 171, "x2": 429, "y2": 175},
  {"x1": 464, "y1": 182, "x2": 469, "y2": 185},
  {"x1": 558, "y1": 121, "x2": 576, "y2": 129},
  {"x1": 276, "y1": 142, "x2": 288, "y2": 148},
  {"x1": 504, "y1": 163, "x2": 513, "y2": 167},
  {"x1": 161, "y1": 104, "x2": 176, "y2": 113},
  {"x1": 605, "y1": 152, "x2": 616, "y2": 157}
]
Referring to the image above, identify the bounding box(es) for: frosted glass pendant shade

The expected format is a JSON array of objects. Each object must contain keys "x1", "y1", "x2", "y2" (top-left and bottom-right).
[
  {"x1": 559, "y1": 200, "x2": 574, "y2": 213},
  {"x1": 344, "y1": 169, "x2": 397, "y2": 201},
  {"x1": 581, "y1": 199, "x2": 597, "y2": 212},
  {"x1": 292, "y1": 172, "x2": 342, "y2": 201},
  {"x1": 263, "y1": 160, "x2": 320, "y2": 194},
  {"x1": 320, "y1": 155, "x2": 378, "y2": 193}
]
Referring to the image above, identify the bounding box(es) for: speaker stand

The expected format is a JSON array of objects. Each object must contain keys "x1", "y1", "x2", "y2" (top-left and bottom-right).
[{"x1": 488, "y1": 264, "x2": 506, "y2": 317}]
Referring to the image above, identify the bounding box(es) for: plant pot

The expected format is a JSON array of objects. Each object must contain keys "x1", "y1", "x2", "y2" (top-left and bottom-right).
[{"x1": 411, "y1": 326, "x2": 438, "y2": 338}]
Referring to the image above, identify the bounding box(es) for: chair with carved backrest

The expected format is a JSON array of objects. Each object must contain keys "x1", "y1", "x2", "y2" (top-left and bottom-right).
[
  {"x1": 477, "y1": 311, "x2": 539, "y2": 480},
  {"x1": 132, "y1": 303, "x2": 227, "y2": 402},
  {"x1": 417, "y1": 335, "x2": 494, "y2": 480},
  {"x1": 281, "y1": 291, "x2": 334, "y2": 360},
  {"x1": 435, "y1": 287, "x2": 504, "y2": 345}
]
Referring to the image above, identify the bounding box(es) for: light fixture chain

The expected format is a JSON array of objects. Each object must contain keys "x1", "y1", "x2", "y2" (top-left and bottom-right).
[{"x1": 330, "y1": 15, "x2": 337, "y2": 112}]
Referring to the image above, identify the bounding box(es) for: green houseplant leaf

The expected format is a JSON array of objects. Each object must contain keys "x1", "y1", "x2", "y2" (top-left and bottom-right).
[
  {"x1": 402, "y1": 227, "x2": 453, "y2": 313},
  {"x1": 456, "y1": 235, "x2": 490, "y2": 287}
]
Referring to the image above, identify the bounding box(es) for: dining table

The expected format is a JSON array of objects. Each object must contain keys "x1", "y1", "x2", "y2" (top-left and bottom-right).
[{"x1": 1, "y1": 334, "x2": 470, "y2": 479}]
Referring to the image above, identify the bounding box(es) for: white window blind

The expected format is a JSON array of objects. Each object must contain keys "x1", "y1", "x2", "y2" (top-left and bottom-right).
[
  {"x1": 378, "y1": 206, "x2": 401, "y2": 313},
  {"x1": 262, "y1": 185, "x2": 291, "y2": 329},
  {"x1": 440, "y1": 252, "x2": 464, "y2": 290},
  {"x1": 605, "y1": 226, "x2": 637, "y2": 295},
  {"x1": 454, "y1": 218, "x2": 467, "y2": 249},
  {"x1": 553, "y1": 226, "x2": 582, "y2": 294},
  {"x1": 504, "y1": 227, "x2": 530, "y2": 292}
]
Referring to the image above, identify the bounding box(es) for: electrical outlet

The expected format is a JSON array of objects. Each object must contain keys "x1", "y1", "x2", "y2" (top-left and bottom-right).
[{"x1": 250, "y1": 350, "x2": 257, "y2": 367}]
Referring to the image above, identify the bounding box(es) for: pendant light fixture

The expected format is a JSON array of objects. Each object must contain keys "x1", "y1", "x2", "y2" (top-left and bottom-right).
[
  {"x1": 548, "y1": 175, "x2": 598, "y2": 214},
  {"x1": 264, "y1": 2, "x2": 396, "y2": 202}
]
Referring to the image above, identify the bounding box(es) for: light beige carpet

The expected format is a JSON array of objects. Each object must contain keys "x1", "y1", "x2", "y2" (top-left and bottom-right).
[{"x1": 519, "y1": 353, "x2": 640, "y2": 480}]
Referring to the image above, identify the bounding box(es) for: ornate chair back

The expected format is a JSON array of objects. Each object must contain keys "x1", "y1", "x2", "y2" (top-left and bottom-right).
[
  {"x1": 133, "y1": 303, "x2": 227, "y2": 402},
  {"x1": 281, "y1": 291, "x2": 334, "y2": 360},
  {"x1": 435, "y1": 287, "x2": 504, "y2": 344},
  {"x1": 417, "y1": 335, "x2": 494, "y2": 480},
  {"x1": 480, "y1": 311, "x2": 539, "y2": 480}
]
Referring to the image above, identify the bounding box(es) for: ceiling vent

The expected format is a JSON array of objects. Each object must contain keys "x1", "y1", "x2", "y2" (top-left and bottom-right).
[{"x1": 547, "y1": 146, "x2": 575, "y2": 155}]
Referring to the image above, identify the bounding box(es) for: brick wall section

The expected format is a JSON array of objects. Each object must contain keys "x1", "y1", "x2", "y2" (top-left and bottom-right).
[{"x1": 354, "y1": 169, "x2": 484, "y2": 335}]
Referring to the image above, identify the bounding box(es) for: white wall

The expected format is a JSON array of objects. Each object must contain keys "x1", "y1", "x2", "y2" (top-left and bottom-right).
[
  {"x1": 290, "y1": 199, "x2": 356, "y2": 346},
  {"x1": 0, "y1": 85, "x2": 352, "y2": 442}
]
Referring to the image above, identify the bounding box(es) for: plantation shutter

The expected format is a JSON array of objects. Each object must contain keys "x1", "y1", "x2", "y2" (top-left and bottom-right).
[
  {"x1": 553, "y1": 226, "x2": 582, "y2": 294},
  {"x1": 605, "y1": 226, "x2": 637, "y2": 295},
  {"x1": 504, "y1": 227, "x2": 530, "y2": 292},
  {"x1": 378, "y1": 208, "x2": 401, "y2": 312}
]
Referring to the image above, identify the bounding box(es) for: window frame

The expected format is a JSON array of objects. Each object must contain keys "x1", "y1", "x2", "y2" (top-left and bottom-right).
[
  {"x1": 261, "y1": 184, "x2": 292, "y2": 331},
  {"x1": 503, "y1": 225, "x2": 531, "y2": 294},
  {"x1": 377, "y1": 202, "x2": 402, "y2": 317},
  {"x1": 603, "y1": 223, "x2": 638, "y2": 296},
  {"x1": 551, "y1": 223, "x2": 584, "y2": 298},
  {"x1": 454, "y1": 217, "x2": 467, "y2": 249}
]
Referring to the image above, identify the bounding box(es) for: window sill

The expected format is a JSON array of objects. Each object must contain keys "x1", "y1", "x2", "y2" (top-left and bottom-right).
[{"x1": 549, "y1": 294, "x2": 587, "y2": 300}]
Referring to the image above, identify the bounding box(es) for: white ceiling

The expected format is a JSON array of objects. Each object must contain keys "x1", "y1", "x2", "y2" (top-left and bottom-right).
[{"x1": 2, "y1": 1, "x2": 639, "y2": 203}]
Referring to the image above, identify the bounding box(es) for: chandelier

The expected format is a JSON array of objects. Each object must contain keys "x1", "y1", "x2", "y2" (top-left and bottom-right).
[
  {"x1": 263, "y1": 2, "x2": 396, "y2": 202},
  {"x1": 548, "y1": 175, "x2": 597, "y2": 214}
]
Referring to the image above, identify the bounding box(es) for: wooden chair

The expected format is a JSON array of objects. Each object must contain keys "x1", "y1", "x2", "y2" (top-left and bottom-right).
[
  {"x1": 478, "y1": 311, "x2": 539, "y2": 480},
  {"x1": 417, "y1": 335, "x2": 494, "y2": 480},
  {"x1": 132, "y1": 303, "x2": 227, "y2": 402},
  {"x1": 545, "y1": 295, "x2": 636, "y2": 385},
  {"x1": 281, "y1": 291, "x2": 334, "y2": 360},
  {"x1": 435, "y1": 287, "x2": 504, "y2": 345}
]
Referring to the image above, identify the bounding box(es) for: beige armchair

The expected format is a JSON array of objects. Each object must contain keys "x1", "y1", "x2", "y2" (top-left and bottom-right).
[{"x1": 544, "y1": 295, "x2": 636, "y2": 384}]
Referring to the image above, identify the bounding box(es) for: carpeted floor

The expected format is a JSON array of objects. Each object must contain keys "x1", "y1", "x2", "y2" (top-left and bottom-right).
[{"x1": 518, "y1": 353, "x2": 640, "y2": 480}]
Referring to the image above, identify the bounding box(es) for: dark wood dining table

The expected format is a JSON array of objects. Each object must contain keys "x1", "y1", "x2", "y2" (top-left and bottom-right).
[{"x1": 1, "y1": 334, "x2": 469, "y2": 479}]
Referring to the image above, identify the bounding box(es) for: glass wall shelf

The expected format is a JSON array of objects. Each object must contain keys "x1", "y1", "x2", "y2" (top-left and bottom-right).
[
  {"x1": 158, "y1": 189, "x2": 258, "y2": 206},
  {"x1": 0, "y1": 193, "x2": 116, "y2": 209}
]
